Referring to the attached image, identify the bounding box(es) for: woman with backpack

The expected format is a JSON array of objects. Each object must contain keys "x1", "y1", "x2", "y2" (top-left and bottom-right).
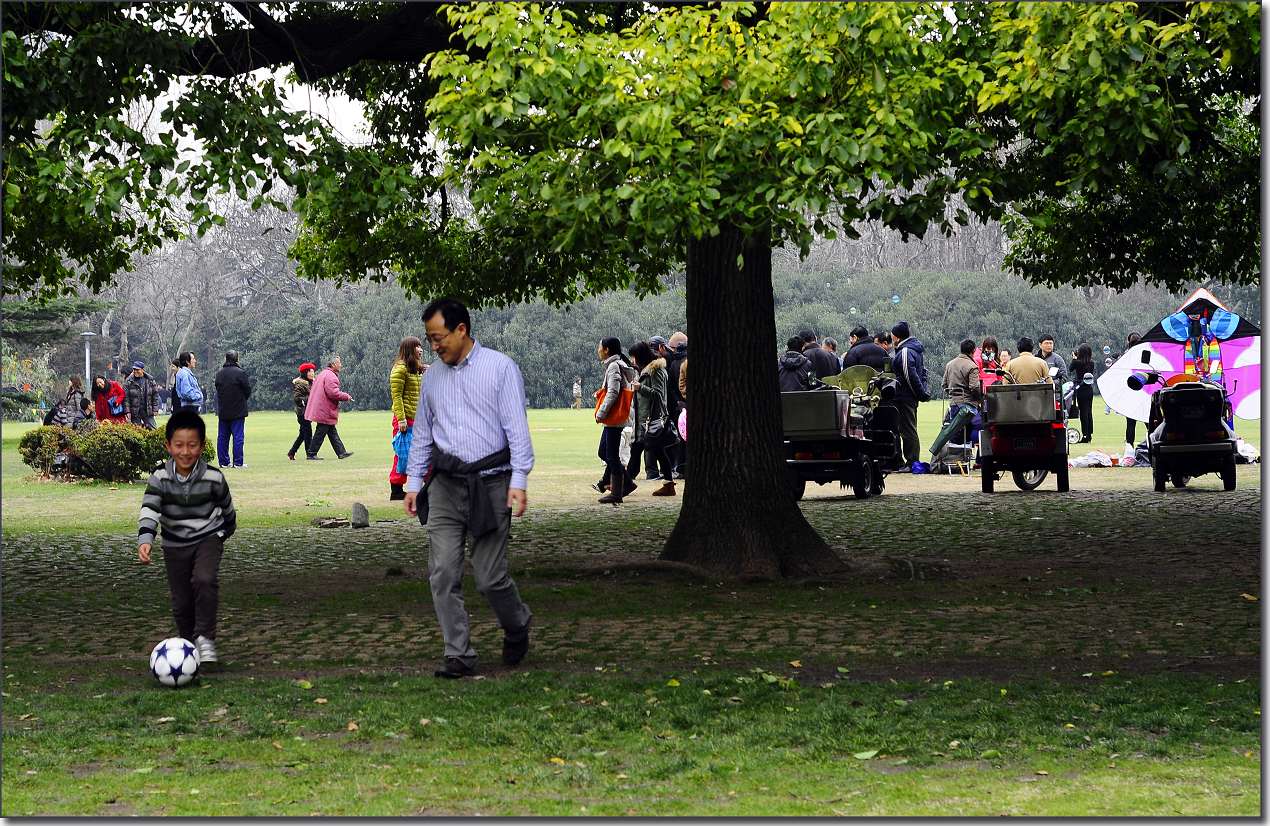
[
  {"x1": 49, "y1": 376, "x2": 86, "y2": 428},
  {"x1": 592, "y1": 337, "x2": 638, "y2": 504},
  {"x1": 1069, "y1": 343, "x2": 1096, "y2": 444}
]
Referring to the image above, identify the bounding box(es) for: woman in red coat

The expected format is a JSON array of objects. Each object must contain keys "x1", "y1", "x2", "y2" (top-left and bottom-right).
[{"x1": 91, "y1": 374, "x2": 128, "y2": 423}]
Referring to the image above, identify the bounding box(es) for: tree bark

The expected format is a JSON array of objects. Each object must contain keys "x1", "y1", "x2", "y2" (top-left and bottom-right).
[{"x1": 660, "y1": 222, "x2": 847, "y2": 581}]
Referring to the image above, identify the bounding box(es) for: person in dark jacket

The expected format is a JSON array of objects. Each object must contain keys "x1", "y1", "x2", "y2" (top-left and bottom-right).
[
  {"x1": 658, "y1": 333, "x2": 689, "y2": 480},
  {"x1": 799, "y1": 330, "x2": 841, "y2": 379},
  {"x1": 213, "y1": 351, "x2": 252, "y2": 468},
  {"x1": 124, "y1": 361, "x2": 161, "y2": 428},
  {"x1": 841, "y1": 325, "x2": 890, "y2": 371},
  {"x1": 889, "y1": 321, "x2": 930, "y2": 468},
  {"x1": 1069, "y1": 343, "x2": 1096, "y2": 444},
  {"x1": 778, "y1": 337, "x2": 819, "y2": 391},
  {"x1": 288, "y1": 362, "x2": 316, "y2": 461}
]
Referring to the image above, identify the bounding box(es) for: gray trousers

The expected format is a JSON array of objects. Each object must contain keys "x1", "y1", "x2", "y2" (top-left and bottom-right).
[{"x1": 427, "y1": 471, "x2": 531, "y2": 666}]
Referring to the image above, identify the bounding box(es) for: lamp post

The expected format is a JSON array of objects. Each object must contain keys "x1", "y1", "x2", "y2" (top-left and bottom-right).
[{"x1": 80, "y1": 330, "x2": 96, "y2": 384}]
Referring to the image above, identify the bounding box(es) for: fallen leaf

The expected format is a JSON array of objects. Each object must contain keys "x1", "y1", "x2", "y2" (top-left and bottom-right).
[
  {"x1": 852, "y1": 750, "x2": 879, "y2": 760},
  {"x1": 133, "y1": 766, "x2": 155, "y2": 774},
  {"x1": 295, "y1": 680, "x2": 313, "y2": 690},
  {"x1": 314, "y1": 698, "x2": 328, "y2": 705},
  {"x1": 1063, "y1": 723, "x2": 1076, "y2": 730},
  {"x1": 346, "y1": 721, "x2": 359, "y2": 732},
  {"x1": 948, "y1": 740, "x2": 961, "y2": 749},
  {"x1": 980, "y1": 749, "x2": 1002, "y2": 759},
  {"x1": 1240, "y1": 593, "x2": 1258, "y2": 602},
  {"x1": 836, "y1": 667, "x2": 850, "y2": 674},
  {"x1": 155, "y1": 716, "x2": 176, "y2": 724},
  {"x1": 615, "y1": 773, "x2": 629, "y2": 779},
  {"x1": 788, "y1": 660, "x2": 802, "y2": 668},
  {"x1": 1101, "y1": 670, "x2": 1116, "y2": 677},
  {"x1": 419, "y1": 718, "x2": 432, "y2": 727},
  {"x1": 1035, "y1": 770, "x2": 1049, "y2": 776},
  {"x1": 1081, "y1": 672, "x2": 1094, "y2": 678},
  {"x1": 548, "y1": 757, "x2": 566, "y2": 765},
  {"x1": 666, "y1": 679, "x2": 680, "y2": 687},
  {"x1": 272, "y1": 741, "x2": 283, "y2": 750}
]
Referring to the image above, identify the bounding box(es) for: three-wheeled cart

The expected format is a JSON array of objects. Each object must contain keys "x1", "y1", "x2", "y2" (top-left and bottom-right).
[
  {"x1": 979, "y1": 379, "x2": 1071, "y2": 493},
  {"x1": 780, "y1": 367, "x2": 900, "y2": 500}
]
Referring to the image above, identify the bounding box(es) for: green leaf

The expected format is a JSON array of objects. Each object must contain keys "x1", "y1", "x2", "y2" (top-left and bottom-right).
[{"x1": 852, "y1": 750, "x2": 879, "y2": 760}]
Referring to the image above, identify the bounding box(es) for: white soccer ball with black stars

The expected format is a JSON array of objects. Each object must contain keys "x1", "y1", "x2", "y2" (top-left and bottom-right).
[{"x1": 150, "y1": 637, "x2": 200, "y2": 687}]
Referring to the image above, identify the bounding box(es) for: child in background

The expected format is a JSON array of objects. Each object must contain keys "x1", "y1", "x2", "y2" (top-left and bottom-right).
[{"x1": 137, "y1": 410, "x2": 236, "y2": 664}]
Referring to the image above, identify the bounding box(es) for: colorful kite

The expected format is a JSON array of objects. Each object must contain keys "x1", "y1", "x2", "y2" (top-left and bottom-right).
[{"x1": 1097, "y1": 288, "x2": 1261, "y2": 422}]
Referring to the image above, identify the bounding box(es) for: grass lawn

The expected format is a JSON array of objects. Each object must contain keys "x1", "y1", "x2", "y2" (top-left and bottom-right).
[{"x1": 1, "y1": 406, "x2": 1261, "y2": 815}]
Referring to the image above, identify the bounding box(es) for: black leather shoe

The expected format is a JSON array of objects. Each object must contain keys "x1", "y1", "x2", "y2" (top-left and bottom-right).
[
  {"x1": 433, "y1": 657, "x2": 476, "y2": 679},
  {"x1": 503, "y1": 620, "x2": 531, "y2": 666}
]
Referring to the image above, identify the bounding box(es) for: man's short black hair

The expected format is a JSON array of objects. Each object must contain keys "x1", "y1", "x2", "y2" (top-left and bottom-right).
[
  {"x1": 874, "y1": 331, "x2": 891, "y2": 344},
  {"x1": 165, "y1": 409, "x2": 206, "y2": 443},
  {"x1": 850, "y1": 325, "x2": 869, "y2": 341},
  {"x1": 422, "y1": 298, "x2": 472, "y2": 335},
  {"x1": 960, "y1": 339, "x2": 976, "y2": 356},
  {"x1": 798, "y1": 329, "x2": 816, "y2": 343},
  {"x1": 1017, "y1": 336, "x2": 1035, "y2": 354},
  {"x1": 786, "y1": 336, "x2": 805, "y2": 352},
  {"x1": 1038, "y1": 334, "x2": 1054, "y2": 344}
]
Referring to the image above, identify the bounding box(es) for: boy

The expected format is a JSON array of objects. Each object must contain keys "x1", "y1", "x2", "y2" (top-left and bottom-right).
[{"x1": 137, "y1": 410, "x2": 236, "y2": 664}]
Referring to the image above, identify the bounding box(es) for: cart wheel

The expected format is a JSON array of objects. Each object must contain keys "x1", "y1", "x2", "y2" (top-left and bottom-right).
[
  {"x1": 1169, "y1": 473, "x2": 1189, "y2": 489},
  {"x1": 851, "y1": 468, "x2": 870, "y2": 499},
  {"x1": 868, "y1": 463, "x2": 885, "y2": 497},
  {"x1": 1066, "y1": 427, "x2": 1081, "y2": 445},
  {"x1": 787, "y1": 474, "x2": 806, "y2": 501},
  {"x1": 981, "y1": 459, "x2": 994, "y2": 493},
  {"x1": 1012, "y1": 469, "x2": 1048, "y2": 491},
  {"x1": 1056, "y1": 464, "x2": 1070, "y2": 493},
  {"x1": 1221, "y1": 457, "x2": 1237, "y2": 491},
  {"x1": 1152, "y1": 465, "x2": 1167, "y2": 493}
]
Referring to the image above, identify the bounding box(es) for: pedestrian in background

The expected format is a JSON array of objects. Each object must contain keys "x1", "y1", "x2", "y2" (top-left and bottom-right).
[
  {"x1": 213, "y1": 351, "x2": 252, "y2": 469},
  {"x1": 124, "y1": 362, "x2": 161, "y2": 428},
  {"x1": 389, "y1": 336, "x2": 426, "y2": 500},
  {"x1": 594, "y1": 337, "x2": 638, "y2": 503},
  {"x1": 91, "y1": 374, "x2": 128, "y2": 424},
  {"x1": 304, "y1": 356, "x2": 355, "y2": 460},
  {"x1": 287, "y1": 362, "x2": 316, "y2": 461},
  {"x1": 1069, "y1": 343, "x2": 1096, "y2": 444},
  {"x1": 172, "y1": 352, "x2": 204, "y2": 414}
]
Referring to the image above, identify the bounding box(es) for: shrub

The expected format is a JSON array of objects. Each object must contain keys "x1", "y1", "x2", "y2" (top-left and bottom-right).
[
  {"x1": 17, "y1": 425, "x2": 75, "y2": 475},
  {"x1": 19, "y1": 421, "x2": 215, "y2": 482}
]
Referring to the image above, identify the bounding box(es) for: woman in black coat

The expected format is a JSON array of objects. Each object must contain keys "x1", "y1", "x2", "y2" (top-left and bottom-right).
[{"x1": 1069, "y1": 343, "x2": 1096, "y2": 444}]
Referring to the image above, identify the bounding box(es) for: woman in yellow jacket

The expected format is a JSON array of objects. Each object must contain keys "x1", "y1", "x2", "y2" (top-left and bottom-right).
[{"x1": 388, "y1": 336, "x2": 427, "y2": 500}]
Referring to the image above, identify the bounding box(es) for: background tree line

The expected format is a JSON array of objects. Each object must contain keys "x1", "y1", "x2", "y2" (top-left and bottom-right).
[{"x1": 10, "y1": 203, "x2": 1259, "y2": 415}]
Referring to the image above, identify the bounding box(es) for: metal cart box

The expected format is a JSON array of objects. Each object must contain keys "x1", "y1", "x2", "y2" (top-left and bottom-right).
[
  {"x1": 781, "y1": 391, "x2": 849, "y2": 439},
  {"x1": 985, "y1": 383, "x2": 1054, "y2": 423}
]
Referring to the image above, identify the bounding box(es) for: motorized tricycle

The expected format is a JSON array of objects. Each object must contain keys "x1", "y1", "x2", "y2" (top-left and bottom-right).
[
  {"x1": 1126, "y1": 350, "x2": 1237, "y2": 491},
  {"x1": 979, "y1": 367, "x2": 1070, "y2": 493},
  {"x1": 780, "y1": 365, "x2": 900, "y2": 500}
]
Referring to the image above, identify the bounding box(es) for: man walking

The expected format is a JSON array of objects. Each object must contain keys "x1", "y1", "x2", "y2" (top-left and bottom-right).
[
  {"x1": 889, "y1": 321, "x2": 930, "y2": 469},
  {"x1": 124, "y1": 360, "x2": 161, "y2": 429},
  {"x1": 213, "y1": 351, "x2": 252, "y2": 468},
  {"x1": 660, "y1": 333, "x2": 689, "y2": 480},
  {"x1": 305, "y1": 357, "x2": 355, "y2": 460},
  {"x1": 404, "y1": 297, "x2": 534, "y2": 679}
]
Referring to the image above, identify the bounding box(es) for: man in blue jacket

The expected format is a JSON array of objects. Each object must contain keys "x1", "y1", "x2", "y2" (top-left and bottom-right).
[{"x1": 889, "y1": 321, "x2": 930, "y2": 469}]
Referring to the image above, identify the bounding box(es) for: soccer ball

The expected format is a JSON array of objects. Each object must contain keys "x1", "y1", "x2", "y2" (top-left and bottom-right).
[{"x1": 150, "y1": 637, "x2": 200, "y2": 687}]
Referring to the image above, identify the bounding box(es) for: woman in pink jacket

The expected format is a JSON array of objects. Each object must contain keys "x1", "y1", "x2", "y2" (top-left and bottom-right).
[{"x1": 303, "y1": 356, "x2": 355, "y2": 460}]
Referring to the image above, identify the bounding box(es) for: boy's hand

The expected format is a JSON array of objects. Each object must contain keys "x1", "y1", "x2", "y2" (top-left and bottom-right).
[
  {"x1": 404, "y1": 491, "x2": 417, "y2": 516},
  {"x1": 138, "y1": 543, "x2": 152, "y2": 564}
]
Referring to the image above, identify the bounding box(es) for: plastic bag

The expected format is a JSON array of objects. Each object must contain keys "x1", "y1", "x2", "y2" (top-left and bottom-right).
[{"x1": 392, "y1": 429, "x2": 413, "y2": 469}]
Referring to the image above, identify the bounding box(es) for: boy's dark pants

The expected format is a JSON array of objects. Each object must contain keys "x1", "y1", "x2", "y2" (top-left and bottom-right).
[{"x1": 162, "y1": 535, "x2": 224, "y2": 641}]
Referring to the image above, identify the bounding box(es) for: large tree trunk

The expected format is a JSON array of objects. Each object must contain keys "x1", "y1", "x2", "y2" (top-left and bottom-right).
[{"x1": 660, "y1": 222, "x2": 847, "y2": 581}]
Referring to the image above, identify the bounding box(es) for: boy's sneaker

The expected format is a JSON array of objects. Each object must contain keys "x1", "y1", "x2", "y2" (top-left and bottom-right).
[
  {"x1": 434, "y1": 657, "x2": 476, "y2": 679},
  {"x1": 195, "y1": 635, "x2": 219, "y2": 664}
]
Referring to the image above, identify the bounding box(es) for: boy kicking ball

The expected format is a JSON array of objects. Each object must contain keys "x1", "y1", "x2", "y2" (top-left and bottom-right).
[{"x1": 138, "y1": 410, "x2": 236, "y2": 664}]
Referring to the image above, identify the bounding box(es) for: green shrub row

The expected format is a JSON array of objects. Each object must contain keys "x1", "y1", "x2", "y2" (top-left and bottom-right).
[{"x1": 17, "y1": 423, "x2": 215, "y2": 482}]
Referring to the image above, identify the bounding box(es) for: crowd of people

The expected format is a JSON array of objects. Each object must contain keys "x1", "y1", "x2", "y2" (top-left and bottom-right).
[
  {"x1": 778, "y1": 322, "x2": 1134, "y2": 469},
  {"x1": 588, "y1": 332, "x2": 688, "y2": 504}
]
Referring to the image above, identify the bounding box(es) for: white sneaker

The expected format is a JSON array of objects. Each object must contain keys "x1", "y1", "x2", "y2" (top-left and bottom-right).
[{"x1": 195, "y1": 635, "x2": 218, "y2": 663}]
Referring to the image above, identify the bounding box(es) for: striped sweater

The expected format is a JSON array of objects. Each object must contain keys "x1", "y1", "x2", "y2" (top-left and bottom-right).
[{"x1": 137, "y1": 458, "x2": 236, "y2": 547}]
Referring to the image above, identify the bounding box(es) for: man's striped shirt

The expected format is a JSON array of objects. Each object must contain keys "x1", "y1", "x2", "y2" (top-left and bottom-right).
[{"x1": 405, "y1": 340, "x2": 534, "y2": 493}]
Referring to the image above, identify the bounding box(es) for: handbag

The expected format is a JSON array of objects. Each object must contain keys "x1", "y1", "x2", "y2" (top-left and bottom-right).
[
  {"x1": 594, "y1": 385, "x2": 634, "y2": 427},
  {"x1": 392, "y1": 428, "x2": 413, "y2": 469},
  {"x1": 108, "y1": 396, "x2": 125, "y2": 416},
  {"x1": 644, "y1": 415, "x2": 678, "y2": 449}
]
